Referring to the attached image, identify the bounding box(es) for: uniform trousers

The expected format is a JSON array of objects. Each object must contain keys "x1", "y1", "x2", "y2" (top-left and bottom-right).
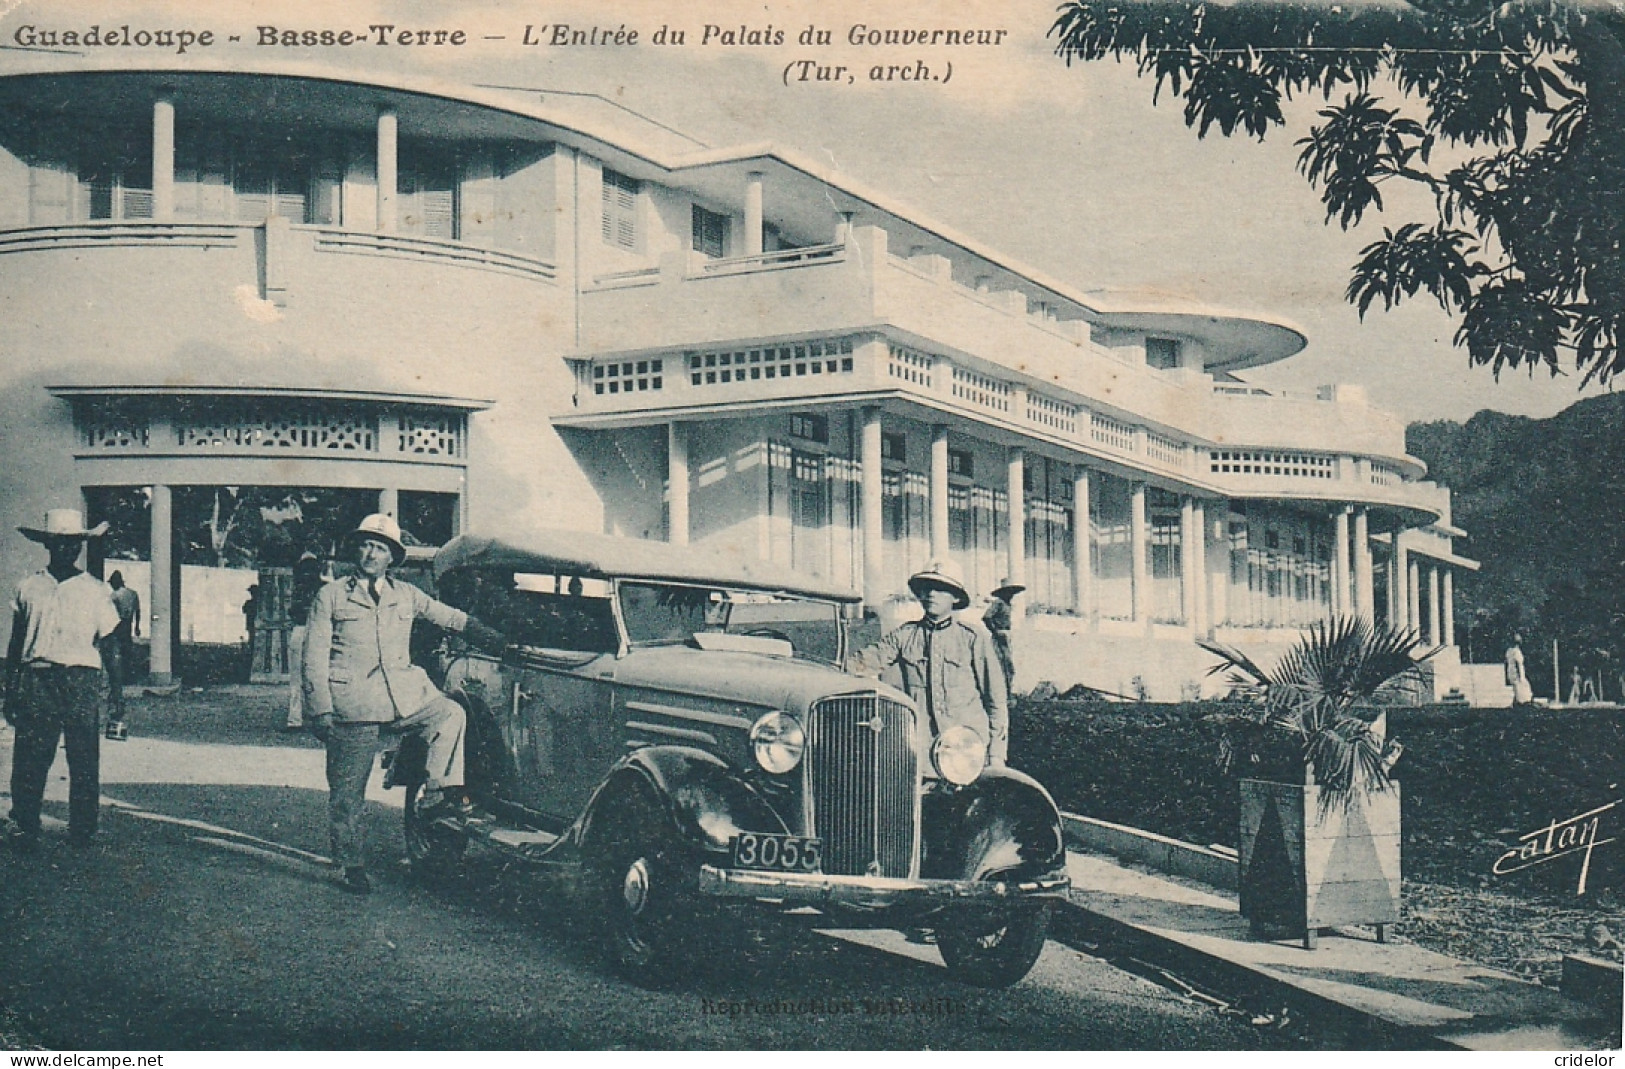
[
  {"x1": 324, "y1": 694, "x2": 464, "y2": 867},
  {"x1": 8, "y1": 666, "x2": 103, "y2": 842}
]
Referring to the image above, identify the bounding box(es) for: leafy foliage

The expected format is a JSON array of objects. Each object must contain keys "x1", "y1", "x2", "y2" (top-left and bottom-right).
[
  {"x1": 1201, "y1": 617, "x2": 1435, "y2": 798},
  {"x1": 1050, "y1": 0, "x2": 1625, "y2": 383}
]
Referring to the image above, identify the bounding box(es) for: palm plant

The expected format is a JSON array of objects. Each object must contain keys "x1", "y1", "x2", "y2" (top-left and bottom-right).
[{"x1": 1201, "y1": 618, "x2": 1437, "y2": 800}]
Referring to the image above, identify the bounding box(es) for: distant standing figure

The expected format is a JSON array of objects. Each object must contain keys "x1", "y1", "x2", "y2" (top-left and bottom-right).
[
  {"x1": 982, "y1": 578, "x2": 1025, "y2": 696},
  {"x1": 104, "y1": 570, "x2": 140, "y2": 740},
  {"x1": 284, "y1": 552, "x2": 324, "y2": 731},
  {"x1": 1505, "y1": 634, "x2": 1533, "y2": 705},
  {"x1": 3, "y1": 509, "x2": 119, "y2": 851}
]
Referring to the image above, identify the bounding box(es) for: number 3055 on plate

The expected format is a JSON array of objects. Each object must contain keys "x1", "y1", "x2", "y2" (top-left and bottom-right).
[{"x1": 730, "y1": 832, "x2": 822, "y2": 873}]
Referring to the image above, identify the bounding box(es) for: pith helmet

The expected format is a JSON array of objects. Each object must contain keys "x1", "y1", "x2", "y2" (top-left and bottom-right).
[
  {"x1": 991, "y1": 577, "x2": 1026, "y2": 602},
  {"x1": 351, "y1": 513, "x2": 406, "y2": 564},
  {"x1": 19, "y1": 508, "x2": 108, "y2": 543},
  {"x1": 908, "y1": 558, "x2": 970, "y2": 611}
]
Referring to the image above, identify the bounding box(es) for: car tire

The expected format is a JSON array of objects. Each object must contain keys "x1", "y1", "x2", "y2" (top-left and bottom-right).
[
  {"x1": 936, "y1": 901, "x2": 1051, "y2": 988},
  {"x1": 586, "y1": 791, "x2": 695, "y2": 983},
  {"x1": 403, "y1": 776, "x2": 467, "y2": 879}
]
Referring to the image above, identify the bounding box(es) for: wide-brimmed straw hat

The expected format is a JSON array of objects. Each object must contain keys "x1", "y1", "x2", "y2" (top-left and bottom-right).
[
  {"x1": 908, "y1": 558, "x2": 971, "y2": 611},
  {"x1": 18, "y1": 509, "x2": 108, "y2": 543},
  {"x1": 350, "y1": 513, "x2": 406, "y2": 564}
]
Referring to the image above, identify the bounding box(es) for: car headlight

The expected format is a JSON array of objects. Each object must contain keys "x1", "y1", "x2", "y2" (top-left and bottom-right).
[
  {"x1": 750, "y1": 711, "x2": 805, "y2": 774},
  {"x1": 931, "y1": 725, "x2": 987, "y2": 785}
]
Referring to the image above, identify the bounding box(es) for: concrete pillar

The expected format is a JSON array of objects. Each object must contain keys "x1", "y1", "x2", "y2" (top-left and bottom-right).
[
  {"x1": 152, "y1": 94, "x2": 175, "y2": 221},
  {"x1": 667, "y1": 422, "x2": 689, "y2": 546},
  {"x1": 744, "y1": 171, "x2": 764, "y2": 256},
  {"x1": 1130, "y1": 482, "x2": 1148, "y2": 624},
  {"x1": 149, "y1": 484, "x2": 173, "y2": 684},
  {"x1": 834, "y1": 211, "x2": 854, "y2": 247},
  {"x1": 1072, "y1": 467, "x2": 1092, "y2": 620},
  {"x1": 1191, "y1": 499, "x2": 1208, "y2": 635},
  {"x1": 1353, "y1": 507, "x2": 1374, "y2": 623},
  {"x1": 1428, "y1": 564, "x2": 1442, "y2": 646},
  {"x1": 1007, "y1": 447, "x2": 1025, "y2": 624},
  {"x1": 929, "y1": 425, "x2": 950, "y2": 559},
  {"x1": 376, "y1": 487, "x2": 398, "y2": 518},
  {"x1": 1408, "y1": 555, "x2": 1422, "y2": 635},
  {"x1": 1208, "y1": 507, "x2": 1229, "y2": 629},
  {"x1": 1189, "y1": 493, "x2": 1202, "y2": 620},
  {"x1": 1443, "y1": 569, "x2": 1456, "y2": 647},
  {"x1": 860, "y1": 408, "x2": 884, "y2": 608},
  {"x1": 1332, "y1": 507, "x2": 1351, "y2": 618},
  {"x1": 376, "y1": 108, "x2": 398, "y2": 233}
]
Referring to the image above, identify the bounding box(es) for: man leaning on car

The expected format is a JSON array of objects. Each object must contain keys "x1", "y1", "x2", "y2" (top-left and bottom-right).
[
  {"x1": 850, "y1": 559, "x2": 1008, "y2": 769},
  {"x1": 302, "y1": 514, "x2": 503, "y2": 895}
]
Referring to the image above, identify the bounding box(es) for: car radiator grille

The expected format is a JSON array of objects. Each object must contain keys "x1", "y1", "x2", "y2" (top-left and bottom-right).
[{"x1": 805, "y1": 695, "x2": 918, "y2": 878}]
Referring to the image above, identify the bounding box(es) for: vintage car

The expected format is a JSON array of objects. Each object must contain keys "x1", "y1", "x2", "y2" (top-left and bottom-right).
[{"x1": 397, "y1": 530, "x2": 1069, "y2": 987}]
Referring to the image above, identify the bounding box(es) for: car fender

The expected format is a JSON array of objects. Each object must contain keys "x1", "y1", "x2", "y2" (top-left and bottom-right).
[
  {"x1": 919, "y1": 766, "x2": 1067, "y2": 883},
  {"x1": 579, "y1": 746, "x2": 790, "y2": 857}
]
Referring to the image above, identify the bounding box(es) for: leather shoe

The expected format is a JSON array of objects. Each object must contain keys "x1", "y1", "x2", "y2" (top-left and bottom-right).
[
  {"x1": 339, "y1": 866, "x2": 372, "y2": 895},
  {"x1": 419, "y1": 790, "x2": 475, "y2": 821}
]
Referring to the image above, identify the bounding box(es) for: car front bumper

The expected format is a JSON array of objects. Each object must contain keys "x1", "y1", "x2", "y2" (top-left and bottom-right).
[{"x1": 697, "y1": 865, "x2": 1070, "y2": 908}]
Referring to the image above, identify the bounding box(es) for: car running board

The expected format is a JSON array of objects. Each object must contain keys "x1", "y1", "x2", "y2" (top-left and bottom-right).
[{"x1": 436, "y1": 816, "x2": 567, "y2": 864}]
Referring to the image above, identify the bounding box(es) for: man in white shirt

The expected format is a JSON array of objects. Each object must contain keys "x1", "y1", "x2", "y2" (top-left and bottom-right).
[{"x1": 3, "y1": 509, "x2": 119, "y2": 851}]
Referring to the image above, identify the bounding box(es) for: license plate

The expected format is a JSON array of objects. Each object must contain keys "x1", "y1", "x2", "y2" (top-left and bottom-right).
[{"x1": 730, "y1": 832, "x2": 822, "y2": 873}]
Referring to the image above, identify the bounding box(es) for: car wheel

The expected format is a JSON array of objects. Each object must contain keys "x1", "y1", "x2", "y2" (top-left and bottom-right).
[
  {"x1": 936, "y1": 901, "x2": 1051, "y2": 988},
  {"x1": 403, "y1": 776, "x2": 467, "y2": 878},
  {"x1": 586, "y1": 794, "x2": 695, "y2": 982}
]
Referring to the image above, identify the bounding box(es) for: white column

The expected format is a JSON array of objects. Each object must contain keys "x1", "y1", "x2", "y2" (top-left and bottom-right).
[
  {"x1": 744, "y1": 171, "x2": 764, "y2": 256},
  {"x1": 152, "y1": 94, "x2": 175, "y2": 222},
  {"x1": 1408, "y1": 556, "x2": 1422, "y2": 635},
  {"x1": 930, "y1": 425, "x2": 950, "y2": 559},
  {"x1": 376, "y1": 488, "x2": 398, "y2": 519},
  {"x1": 1191, "y1": 499, "x2": 1208, "y2": 635},
  {"x1": 376, "y1": 108, "x2": 398, "y2": 234},
  {"x1": 1180, "y1": 496, "x2": 1197, "y2": 627},
  {"x1": 1332, "y1": 507, "x2": 1351, "y2": 619},
  {"x1": 1007, "y1": 447, "x2": 1025, "y2": 624},
  {"x1": 1072, "y1": 467, "x2": 1092, "y2": 620},
  {"x1": 667, "y1": 422, "x2": 689, "y2": 546},
  {"x1": 1208, "y1": 507, "x2": 1229, "y2": 629},
  {"x1": 1353, "y1": 507, "x2": 1374, "y2": 623},
  {"x1": 1130, "y1": 482, "x2": 1148, "y2": 624},
  {"x1": 1442, "y1": 569, "x2": 1456, "y2": 647},
  {"x1": 149, "y1": 484, "x2": 173, "y2": 684},
  {"x1": 860, "y1": 408, "x2": 884, "y2": 609},
  {"x1": 1428, "y1": 564, "x2": 1442, "y2": 646}
]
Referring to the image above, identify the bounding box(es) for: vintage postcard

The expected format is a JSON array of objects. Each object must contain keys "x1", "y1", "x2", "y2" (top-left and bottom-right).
[{"x1": 0, "y1": 0, "x2": 1619, "y2": 1055}]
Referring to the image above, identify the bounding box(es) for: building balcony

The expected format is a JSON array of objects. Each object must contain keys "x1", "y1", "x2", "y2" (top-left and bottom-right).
[{"x1": 566, "y1": 227, "x2": 1440, "y2": 521}]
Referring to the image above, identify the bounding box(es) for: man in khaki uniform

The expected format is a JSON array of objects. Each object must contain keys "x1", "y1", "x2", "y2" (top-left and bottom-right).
[
  {"x1": 852, "y1": 559, "x2": 1008, "y2": 768},
  {"x1": 303, "y1": 514, "x2": 501, "y2": 894}
]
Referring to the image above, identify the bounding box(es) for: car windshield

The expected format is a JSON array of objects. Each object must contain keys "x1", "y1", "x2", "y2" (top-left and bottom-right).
[{"x1": 617, "y1": 581, "x2": 843, "y2": 664}]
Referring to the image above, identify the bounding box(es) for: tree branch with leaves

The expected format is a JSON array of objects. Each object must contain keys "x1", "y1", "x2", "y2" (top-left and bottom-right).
[{"x1": 1051, "y1": 0, "x2": 1624, "y2": 383}]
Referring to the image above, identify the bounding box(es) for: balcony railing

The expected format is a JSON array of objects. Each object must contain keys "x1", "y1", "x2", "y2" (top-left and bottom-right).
[
  {"x1": 0, "y1": 221, "x2": 244, "y2": 254},
  {"x1": 308, "y1": 227, "x2": 557, "y2": 282}
]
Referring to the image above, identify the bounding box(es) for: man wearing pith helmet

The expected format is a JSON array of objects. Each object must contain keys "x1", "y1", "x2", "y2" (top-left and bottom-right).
[
  {"x1": 302, "y1": 513, "x2": 504, "y2": 895},
  {"x1": 851, "y1": 558, "x2": 1008, "y2": 769}
]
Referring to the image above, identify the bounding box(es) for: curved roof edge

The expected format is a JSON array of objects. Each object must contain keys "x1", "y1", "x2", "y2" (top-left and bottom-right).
[
  {"x1": 2, "y1": 57, "x2": 1307, "y2": 367},
  {"x1": 48, "y1": 384, "x2": 494, "y2": 410}
]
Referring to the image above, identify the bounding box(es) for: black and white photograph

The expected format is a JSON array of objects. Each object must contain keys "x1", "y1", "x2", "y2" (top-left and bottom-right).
[{"x1": 0, "y1": 0, "x2": 1620, "y2": 1054}]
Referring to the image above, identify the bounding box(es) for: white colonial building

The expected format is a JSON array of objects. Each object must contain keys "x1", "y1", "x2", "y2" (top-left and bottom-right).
[{"x1": 0, "y1": 56, "x2": 1474, "y2": 697}]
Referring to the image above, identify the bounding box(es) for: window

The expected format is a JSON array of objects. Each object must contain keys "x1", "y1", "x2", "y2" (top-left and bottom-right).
[
  {"x1": 78, "y1": 142, "x2": 153, "y2": 221},
  {"x1": 233, "y1": 156, "x2": 309, "y2": 224},
  {"x1": 401, "y1": 149, "x2": 458, "y2": 240},
  {"x1": 601, "y1": 167, "x2": 639, "y2": 249},
  {"x1": 1146, "y1": 337, "x2": 1182, "y2": 370},
  {"x1": 881, "y1": 432, "x2": 906, "y2": 463},
  {"x1": 692, "y1": 204, "x2": 729, "y2": 258},
  {"x1": 949, "y1": 449, "x2": 974, "y2": 479},
  {"x1": 790, "y1": 414, "x2": 828, "y2": 444}
]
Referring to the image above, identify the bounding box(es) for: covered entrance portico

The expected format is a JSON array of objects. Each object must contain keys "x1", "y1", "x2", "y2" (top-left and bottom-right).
[{"x1": 53, "y1": 385, "x2": 487, "y2": 684}]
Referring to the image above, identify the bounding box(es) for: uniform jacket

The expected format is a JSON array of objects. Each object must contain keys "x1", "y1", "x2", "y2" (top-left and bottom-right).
[
  {"x1": 303, "y1": 575, "x2": 468, "y2": 723},
  {"x1": 852, "y1": 616, "x2": 1009, "y2": 764}
]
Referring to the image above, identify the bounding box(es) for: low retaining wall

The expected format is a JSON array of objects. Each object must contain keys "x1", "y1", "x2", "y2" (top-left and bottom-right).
[{"x1": 1061, "y1": 811, "x2": 1239, "y2": 891}]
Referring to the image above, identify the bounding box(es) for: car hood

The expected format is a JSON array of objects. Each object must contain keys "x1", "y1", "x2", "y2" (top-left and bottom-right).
[{"x1": 611, "y1": 645, "x2": 913, "y2": 716}]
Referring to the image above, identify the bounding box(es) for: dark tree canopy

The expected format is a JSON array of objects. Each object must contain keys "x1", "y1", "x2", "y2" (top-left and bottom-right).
[{"x1": 1051, "y1": 0, "x2": 1625, "y2": 384}]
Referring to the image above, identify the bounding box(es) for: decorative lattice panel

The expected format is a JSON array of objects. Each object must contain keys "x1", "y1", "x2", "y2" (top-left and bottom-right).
[
  {"x1": 176, "y1": 407, "x2": 378, "y2": 453},
  {"x1": 397, "y1": 413, "x2": 464, "y2": 457}
]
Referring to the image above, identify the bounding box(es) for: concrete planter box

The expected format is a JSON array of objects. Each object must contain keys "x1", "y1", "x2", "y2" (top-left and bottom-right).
[{"x1": 1238, "y1": 778, "x2": 1402, "y2": 949}]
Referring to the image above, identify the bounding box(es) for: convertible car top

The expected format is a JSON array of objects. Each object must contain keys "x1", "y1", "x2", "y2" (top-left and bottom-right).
[{"x1": 434, "y1": 530, "x2": 863, "y2": 604}]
